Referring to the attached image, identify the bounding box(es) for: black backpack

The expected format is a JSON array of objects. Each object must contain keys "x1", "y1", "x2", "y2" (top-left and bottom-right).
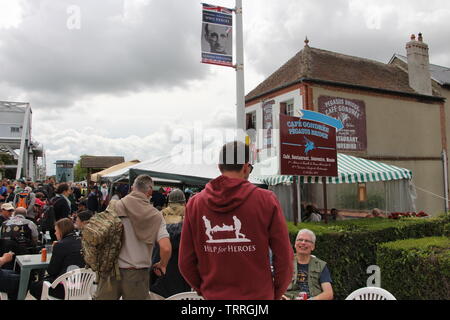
[{"x1": 40, "y1": 197, "x2": 60, "y2": 233}]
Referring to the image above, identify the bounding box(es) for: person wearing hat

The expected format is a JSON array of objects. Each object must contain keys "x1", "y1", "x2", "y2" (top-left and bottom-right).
[
  {"x1": 0, "y1": 203, "x2": 14, "y2": 225},
  {"x1": 150, "y1": 188, "x2": 190, "y2": 299},
  {"x1": 161, "y1": 189, "x2": 186, "y2": 224}
]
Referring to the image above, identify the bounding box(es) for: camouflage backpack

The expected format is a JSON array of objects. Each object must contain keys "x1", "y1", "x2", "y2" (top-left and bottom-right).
[{"x1": 81, "y1": 200, "x2": 123, "y2": 279}]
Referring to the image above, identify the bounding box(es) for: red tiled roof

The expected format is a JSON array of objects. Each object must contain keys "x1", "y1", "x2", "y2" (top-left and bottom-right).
[{"x1": 246, "y1": 46, "x2": 423, "y2": 102}]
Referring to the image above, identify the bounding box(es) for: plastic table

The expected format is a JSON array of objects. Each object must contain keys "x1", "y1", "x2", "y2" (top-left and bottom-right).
[{"x1": 14, "y1": 254, "x2": 52, "y2": 300}]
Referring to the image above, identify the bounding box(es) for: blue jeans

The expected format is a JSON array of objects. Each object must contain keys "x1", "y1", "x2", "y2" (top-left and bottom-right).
[{"x1": 0, "y1": 269, "x2": 20, "y2": 300}]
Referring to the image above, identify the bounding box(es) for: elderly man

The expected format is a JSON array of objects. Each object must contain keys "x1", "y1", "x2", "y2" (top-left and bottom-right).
[
  {"x1": 284, "y1": 229, "x2": 334, "y2": 300},
  {"x1": 0, "y1": 203, "x2": 14, "y2": 225}
]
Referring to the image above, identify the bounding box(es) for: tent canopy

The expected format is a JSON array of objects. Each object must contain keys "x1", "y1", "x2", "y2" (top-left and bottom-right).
[
  {"x1": 102, "y1": 154, "x2": 262, "y2": 186},
  {"x1": 91, "y1": 160, "x2": 140, "y2": 182},
  {"x1": 254, "y1": 153, "x2": 413, "y2": 186}
]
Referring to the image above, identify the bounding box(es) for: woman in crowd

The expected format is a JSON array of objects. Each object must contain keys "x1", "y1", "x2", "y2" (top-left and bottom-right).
[{"x1": 29, "y1": 218, "x2": 85, "y2": 299}]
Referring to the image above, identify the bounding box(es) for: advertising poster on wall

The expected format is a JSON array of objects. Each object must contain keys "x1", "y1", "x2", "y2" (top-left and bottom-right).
[
  {"x1": 201, "y1": 4, "x2": 233, "y2": 67},
  {"x1": 262, "y1": 100, "x2": 274, "y2": 149},
  {"x1": 318, "y1": 96, "x2": 367, "y2": 152},
  {"x1": 279, "y1": 114, "x2": 337, "y2": 177}
]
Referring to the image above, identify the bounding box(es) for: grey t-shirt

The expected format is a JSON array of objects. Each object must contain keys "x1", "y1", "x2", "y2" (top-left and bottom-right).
[{"x1": 118, "y1": 215, "x2": 169, "y2": 269}]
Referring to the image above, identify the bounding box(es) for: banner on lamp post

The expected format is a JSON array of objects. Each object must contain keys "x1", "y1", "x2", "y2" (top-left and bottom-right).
[{"x1": 201, "y1": 3, "x2": 233, "y2": 67}]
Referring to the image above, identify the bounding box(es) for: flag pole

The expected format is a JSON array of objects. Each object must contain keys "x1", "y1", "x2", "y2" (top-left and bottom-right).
[{"x1": 235, "y1": 0, "x2": 245, "y2": 140}]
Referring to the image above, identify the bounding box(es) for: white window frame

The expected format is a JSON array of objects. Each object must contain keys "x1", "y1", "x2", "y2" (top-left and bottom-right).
[{"x1": 286, "y1": 100, "x2": 294, "y2": 116}]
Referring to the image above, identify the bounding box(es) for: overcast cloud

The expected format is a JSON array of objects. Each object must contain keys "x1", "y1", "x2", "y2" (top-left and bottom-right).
[{"x1": 1, "y1": 0, "x2": 449, "y2": 175}]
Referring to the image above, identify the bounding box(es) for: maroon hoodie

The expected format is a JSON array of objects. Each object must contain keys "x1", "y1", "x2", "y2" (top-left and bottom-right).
[{"x1": 179, "y1": 175, "x2": 294, "y2": 300}]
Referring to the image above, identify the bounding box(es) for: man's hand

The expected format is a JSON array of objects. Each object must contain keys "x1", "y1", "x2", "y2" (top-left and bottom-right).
[
  {"x1": 152, "y1": 261, "x2": 166, "y2": 277},
  {"x1": 281, "y1": 294, "x2": 290, "y2": 300},
  {"x1": 0, "y1": 252, "x2": 14, "y2": 265}
]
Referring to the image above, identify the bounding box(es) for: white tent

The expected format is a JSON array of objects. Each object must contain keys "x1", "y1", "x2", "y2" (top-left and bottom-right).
[{"x1": 102, "y1": 153, "x2": 262, "y2": 186}]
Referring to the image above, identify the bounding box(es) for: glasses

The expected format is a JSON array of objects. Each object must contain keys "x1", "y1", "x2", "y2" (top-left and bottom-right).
[{"x1": 296, "y1": 238, "x2": 314, "y2": 244}]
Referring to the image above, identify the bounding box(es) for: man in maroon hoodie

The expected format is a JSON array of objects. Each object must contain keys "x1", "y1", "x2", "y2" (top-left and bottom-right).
[{"x1": 179, "y1": 141, "x2": 294, "y2": 300}]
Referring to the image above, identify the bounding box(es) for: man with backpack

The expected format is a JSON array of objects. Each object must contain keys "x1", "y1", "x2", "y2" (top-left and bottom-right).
[
  {"x1": 94, "y1": 174, "x2": 171, "y2": 300},
  {"x1": 13, "y1": 186, "x2": 36, "y2": 223}
]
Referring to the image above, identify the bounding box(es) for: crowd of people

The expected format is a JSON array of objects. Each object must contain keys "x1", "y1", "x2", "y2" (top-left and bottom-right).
[{"x1": 0, "y1": 141, "x2": 338, "y2": 300}]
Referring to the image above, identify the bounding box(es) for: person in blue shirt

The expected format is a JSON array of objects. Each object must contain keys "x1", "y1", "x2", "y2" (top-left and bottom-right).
[{"x1": 283, "y1": 229, "x2": 334, "y2": 300}]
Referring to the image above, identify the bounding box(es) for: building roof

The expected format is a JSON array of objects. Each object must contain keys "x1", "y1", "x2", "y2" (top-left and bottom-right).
[
  {"x1": 80, "y1": 156, "x2": 125, "y2": 169},
  {"x1": 245, "y1": 45, "x2": 439, "y2": 103},
  {"x1": 0, "y1": 101, "x2": 29, "y2": 113},
  {"x1": 390, "y1": 54, "x2": 450, "y2": 86}
]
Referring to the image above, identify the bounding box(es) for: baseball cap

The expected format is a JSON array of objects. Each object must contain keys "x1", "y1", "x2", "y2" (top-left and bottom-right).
[{"x1": 1, "y1": 203, "x2": 14, "y2": 211}]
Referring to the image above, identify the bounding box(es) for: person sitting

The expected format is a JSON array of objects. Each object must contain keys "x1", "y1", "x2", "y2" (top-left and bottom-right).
[
  {"x1": 303, "y1": 205, "x2": 322, "y2": 222},
  {"x1": 329, "y1": 208, "x2": 345, "y2": 221},
  {"x1": 1, "y1": 207, "x2": 39, "y2": 253},
  {"x1": 29, "y1": 218, "x2": 85, "y2": 300},
  {"x1": 0, "y1": 251, "x2": 20, "y2": 300},
  {"x1": 366, "y1": 208, "x2": 386, "y2": 218},
  {"x1": 283, "y1": 229, "x2": 333, "y2": 300}
]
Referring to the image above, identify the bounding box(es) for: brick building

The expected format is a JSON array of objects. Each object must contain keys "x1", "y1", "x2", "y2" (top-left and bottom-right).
[{"x1": 245, "y1": 34, "x2": 449, "y2": 215}]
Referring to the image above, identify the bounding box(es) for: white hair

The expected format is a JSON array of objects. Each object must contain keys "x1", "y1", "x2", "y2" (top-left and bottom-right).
[{"x1": 297, "y1": 229, "x2": 316, "y2": 244}]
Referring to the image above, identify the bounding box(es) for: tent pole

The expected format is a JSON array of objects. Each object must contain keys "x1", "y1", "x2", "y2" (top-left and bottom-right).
[
  {"x1": 292, "y1": 176, "x2": 298, "y2": 226},
  {"x1": 322, "y1": 177, "x2": 328, "y2": 224},
  {"x1": 297, "y1": 176, "x2": 302, "y2": 223}
]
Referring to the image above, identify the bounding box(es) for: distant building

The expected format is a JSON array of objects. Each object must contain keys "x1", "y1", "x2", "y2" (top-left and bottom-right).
[
  {"x1": 0, "y1": 101, "x2": 45, "y2": 180},
  {"x1": 55, "y1": 160, "x2": 75, "y2": 183},
  {"x1": 245, "y1": 34, "x2": 448, "y2": 215}
]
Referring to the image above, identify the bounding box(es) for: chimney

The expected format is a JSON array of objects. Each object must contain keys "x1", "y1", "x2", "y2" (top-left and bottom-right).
[{"x1": 406, "y1": 33, "x2": 432, "y2": 95}]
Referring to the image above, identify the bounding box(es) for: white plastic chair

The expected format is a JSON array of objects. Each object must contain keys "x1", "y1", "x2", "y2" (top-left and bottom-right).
[
  {"x1": 345, "y1": 287, "x2": 396, "y2": 300},
  {"x1": 41, "y1": 268, "x2": 96, "y2": 300},
  {"x1": 165, "y1": 291, "x2": 205, "y2": 300}
]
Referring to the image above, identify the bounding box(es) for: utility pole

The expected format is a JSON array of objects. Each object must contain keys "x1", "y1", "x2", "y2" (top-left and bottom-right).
[{"x1": 235, "y1": 0, "x2": 245, "y2": 138}]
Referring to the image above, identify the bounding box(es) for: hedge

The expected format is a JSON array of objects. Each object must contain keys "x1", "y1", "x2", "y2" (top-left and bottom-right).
[
  {"x1": 377, "y1": 237, "x2": 450, "y2": 300},
  {"x1": 287, "y1": 215, "x2": 449, "y2": 299}
]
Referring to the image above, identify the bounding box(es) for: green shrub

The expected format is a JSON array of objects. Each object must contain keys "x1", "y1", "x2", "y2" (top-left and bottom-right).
[
  {"x1": 444, "y1": 223, "x2": 450, "y2": 237},
  {"x1": 287, "y1": 216, "x2": 449, "y2": 299},
  {"x1": 377, "y1": 237, "x2": 450, "y2": 299}
]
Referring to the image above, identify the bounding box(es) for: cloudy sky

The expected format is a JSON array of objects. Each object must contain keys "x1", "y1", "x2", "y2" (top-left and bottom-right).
[{"x1": 1, "y1": 0, "x2": 449, "y2": 175}]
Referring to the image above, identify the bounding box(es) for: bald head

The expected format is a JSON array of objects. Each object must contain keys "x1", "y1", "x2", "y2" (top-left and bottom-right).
[{"x1": 14, "y1": 207, "x2": 27, "y2": 216}]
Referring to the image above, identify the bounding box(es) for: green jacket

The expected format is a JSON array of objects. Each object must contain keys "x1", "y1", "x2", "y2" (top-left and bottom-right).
[{"x1": 286, "y1": 255, "x2": 328, "y2": 298}]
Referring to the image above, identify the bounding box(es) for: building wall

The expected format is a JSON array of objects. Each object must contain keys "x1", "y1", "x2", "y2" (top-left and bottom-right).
[
  {"x1": 0, "y1": 110, "x2": 25, "y2": 138},
  {"x1": 311, "y1": 86, "x2": 446, "y2": 215}
]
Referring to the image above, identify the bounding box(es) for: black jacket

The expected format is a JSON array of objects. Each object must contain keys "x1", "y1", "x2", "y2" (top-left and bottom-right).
[
  {"x1": 47, "y1": 233, "x2": 84, "y2": 281},
  {"x1": 52, "y1": 196, "x2": 71, "y2": 221}
]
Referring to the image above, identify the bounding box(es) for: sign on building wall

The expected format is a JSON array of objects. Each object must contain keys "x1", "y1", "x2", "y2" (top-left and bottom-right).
[
  {"x1": 262, "y1": 100, "x2": 274, "y2": 149},
  {"x1": 279, "y1": 114, "x2": 337, "y2": 177},
  {"x1": 318, "y1": 96, "x2": 367, "y2": 152}
]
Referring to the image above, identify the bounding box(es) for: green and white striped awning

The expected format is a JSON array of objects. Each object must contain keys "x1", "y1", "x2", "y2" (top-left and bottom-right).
[{"x1": 255, "y1": 153, "x2": 413, "y2": 186}]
